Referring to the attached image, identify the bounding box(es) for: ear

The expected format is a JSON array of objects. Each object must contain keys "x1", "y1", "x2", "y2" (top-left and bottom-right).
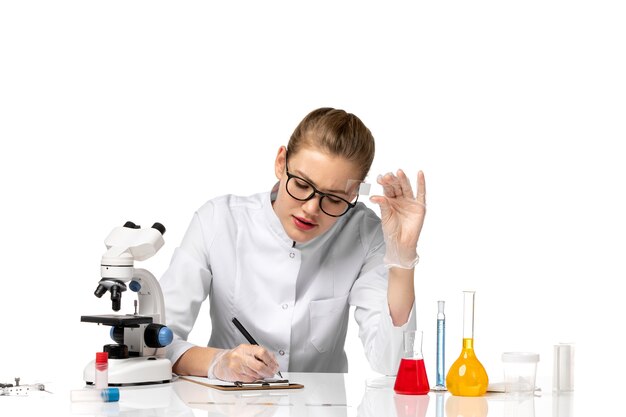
[{"x1": 274, "y1": 146, "x2": 287, "y2": 180}]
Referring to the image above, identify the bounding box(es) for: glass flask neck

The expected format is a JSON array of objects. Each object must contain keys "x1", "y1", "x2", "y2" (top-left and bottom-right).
[
  {"x1": 462, "y1": 291, "x2": 475, "y2": 339},
  {"x1": 403, "y1": 330, "x2": 424, "y2": 359},
  {"x1": 463, "y1": 338, "x2": 475, "y2": 350}
]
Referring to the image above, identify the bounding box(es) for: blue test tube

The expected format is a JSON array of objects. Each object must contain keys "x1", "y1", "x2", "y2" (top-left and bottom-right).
[
  {"x1": 434, "y1": 300, "x2": 446, "y2": 390},
  {"x1": 70, "y1": 388, "x2": 120, "y2": 402}
]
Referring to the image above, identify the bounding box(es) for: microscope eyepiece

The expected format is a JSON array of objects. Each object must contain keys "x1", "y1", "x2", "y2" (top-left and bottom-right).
[{"x1": 151, "y1": 222, "x2": 166, "y2": 235}]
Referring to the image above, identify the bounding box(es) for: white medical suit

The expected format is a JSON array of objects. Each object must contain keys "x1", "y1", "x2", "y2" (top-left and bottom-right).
[{"x1": 160, "y1": 190, "x2": 414, "y2": 375}]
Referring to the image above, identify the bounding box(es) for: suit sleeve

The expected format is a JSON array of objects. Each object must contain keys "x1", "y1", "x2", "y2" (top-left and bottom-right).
[
  {"x1": 348, "y1": 212, "x2": 416, "y2": 375},
  {"x1": 160, "y1": 206, "x2": 215, "y2": 366}
]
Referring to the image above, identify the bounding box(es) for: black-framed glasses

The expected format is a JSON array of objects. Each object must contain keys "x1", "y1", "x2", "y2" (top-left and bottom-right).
[{"x1": 285, "y1": 152, "x2": 358, "y2": 217}]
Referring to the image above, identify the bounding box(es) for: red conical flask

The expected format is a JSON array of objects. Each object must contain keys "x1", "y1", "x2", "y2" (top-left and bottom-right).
[{"x1": 394, "y1": 330, "x2": 430, "y2": 395}]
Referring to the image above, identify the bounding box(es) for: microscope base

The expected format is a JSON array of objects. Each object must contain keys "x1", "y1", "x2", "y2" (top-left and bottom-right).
[{"x1": 84, "y1": 357, "x2": 172, "y2": 386}]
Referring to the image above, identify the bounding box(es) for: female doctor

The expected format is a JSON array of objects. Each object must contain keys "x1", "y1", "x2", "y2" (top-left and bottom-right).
[{"x1": 160, "y1": 107, "x2": 426, "y2": 382}]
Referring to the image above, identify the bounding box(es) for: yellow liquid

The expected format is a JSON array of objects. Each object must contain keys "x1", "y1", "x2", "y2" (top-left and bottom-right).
[{"x1": 446, "y1": 338, "x2": 489, "y2": 396}]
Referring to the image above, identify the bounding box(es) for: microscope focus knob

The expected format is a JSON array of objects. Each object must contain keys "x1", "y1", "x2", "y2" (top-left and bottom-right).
[
  {"x1": 144, "y1": 324, "x2": 173, "y2": 348},
  {"x1": 104, "y1": 343, "x2": 129, "y2": 360}
]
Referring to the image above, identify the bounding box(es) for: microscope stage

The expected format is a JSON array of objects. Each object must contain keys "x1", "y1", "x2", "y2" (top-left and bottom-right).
[{"x1": 81, "y1": 314, "x2": 154, "y2": 327}]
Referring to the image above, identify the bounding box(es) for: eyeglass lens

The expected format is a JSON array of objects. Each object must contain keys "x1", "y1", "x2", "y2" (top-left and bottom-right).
[{"x1": 286, "y1": 176, "x2": 350, "y2": 217}]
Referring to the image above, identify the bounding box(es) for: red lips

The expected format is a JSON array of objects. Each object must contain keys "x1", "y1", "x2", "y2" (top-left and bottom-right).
[{"x1": 292, "y1": 215, "x2": 317, "y2": 231}]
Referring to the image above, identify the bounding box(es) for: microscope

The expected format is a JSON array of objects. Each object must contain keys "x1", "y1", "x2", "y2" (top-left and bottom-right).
[{"x1": 81, "y1": 221, "x2": 173, "y2": 386}]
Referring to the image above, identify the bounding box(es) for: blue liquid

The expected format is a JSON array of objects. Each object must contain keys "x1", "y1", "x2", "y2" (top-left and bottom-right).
[{"x1": 436, "y1": 318, "x2": 445, "y2": 387}]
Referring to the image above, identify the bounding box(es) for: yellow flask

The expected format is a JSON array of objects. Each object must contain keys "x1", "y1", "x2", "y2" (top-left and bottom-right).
[{"x1": 446, "y1": 291, "x2": 489, "y2": 396}]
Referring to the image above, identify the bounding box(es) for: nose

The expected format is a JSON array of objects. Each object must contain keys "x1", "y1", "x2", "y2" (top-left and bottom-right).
[{"x1": 302, "y1": 194, "x2": 321, "y2": 217}]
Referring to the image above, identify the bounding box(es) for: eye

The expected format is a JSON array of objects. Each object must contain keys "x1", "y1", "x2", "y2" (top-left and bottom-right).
[
  {"x1": 294, "y1": 178, "x2": 311, "y2": 190},
  {"x1": 326, "y1": 196, "x2": 343, "y2": 205}
]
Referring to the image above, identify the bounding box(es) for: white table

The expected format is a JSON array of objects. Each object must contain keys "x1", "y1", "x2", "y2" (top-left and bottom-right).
[{"x1": 0, "y1": 372, "x2": 578, "y2": 416}]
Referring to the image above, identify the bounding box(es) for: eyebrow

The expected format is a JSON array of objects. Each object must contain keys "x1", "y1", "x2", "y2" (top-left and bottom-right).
[{"x1": 291, "y1": 169, "x2": 350, "y2": 196}]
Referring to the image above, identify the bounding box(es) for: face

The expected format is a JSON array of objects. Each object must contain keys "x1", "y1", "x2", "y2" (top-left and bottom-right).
[{"x1": 273, "y1": 146, "x2": 361, "y2": 243}]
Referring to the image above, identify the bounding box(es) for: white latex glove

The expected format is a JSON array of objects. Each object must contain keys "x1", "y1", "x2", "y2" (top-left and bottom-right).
[
  {"x1": 370, "y1": 170, "x2": 426, "y2": 269},
  {"x1": 207, "y1": 344, "x2": 280, "y2": 382}
]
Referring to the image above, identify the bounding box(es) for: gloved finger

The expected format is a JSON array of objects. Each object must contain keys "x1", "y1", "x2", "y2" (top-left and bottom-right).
[
  {"x1": 254, "y1": 347, "x2": 280, "y2": 373},
  {"x1": 389, "y1": 174, "x2": 403, "y2": 199},
  {"x1": 214, "y1": 352, "x2": 257, "y2": 382},
  {"x1": 377, "y1": 173, "x2": 397, "y2": 198},
  {"x1": 248, "y1": 346, "x2": 280, "y2": 378},
  {"x1": 220, "y1": 345, "x2": 262, "y2": 382},
  {"x1": 249, "y1": 345, "x2": 279, "y2": 371},
  {"x1": 235, "y1": 364, "x2": 260, "y2": 382},
  {"x1": 369, "y1": 195, "x2": 392, "y2": 220},
  {"x1": 239, "y1": 351, "x2": 265, "y2": 381},
  {"x1": 238, "y1": 356, "x2": 272, "y2": 380},
  {"x1": 416, "y1": 170, "x2": 426, "y2": 207},
  {"x1": 397, "y1": 169, "x2": 415, "y2": 199},
  {"x1": 381, "y1": 172, "x2": 403, "y2": 198}
]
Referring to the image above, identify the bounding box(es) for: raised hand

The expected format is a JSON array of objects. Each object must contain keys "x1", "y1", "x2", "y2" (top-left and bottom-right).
[{"x1": 370, "y1": 170, "x2": 426, "y2": 269}]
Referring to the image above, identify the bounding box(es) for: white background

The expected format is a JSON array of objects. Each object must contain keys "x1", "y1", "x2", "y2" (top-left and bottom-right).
[{"x1": 1, "y1": 0, "x2": 624, "y2": 413}]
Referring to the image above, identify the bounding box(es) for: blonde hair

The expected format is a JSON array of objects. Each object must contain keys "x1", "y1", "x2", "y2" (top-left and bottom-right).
[{"x1": 287, "y1": 108, "x2": 375, "y2": 180}]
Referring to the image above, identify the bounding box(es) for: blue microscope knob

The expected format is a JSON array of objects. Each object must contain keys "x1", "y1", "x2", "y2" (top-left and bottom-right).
[
  {"x1": 129, "y1": 280, "x2": 141, "y2": 292},
  {"x1": 110, "y1": 326, "x2": 124, "y2": 344},
  {"x1": 144, "y1": 324, "x2": 173, "y2": 348},
  {"x1": 158, "y1": 326, "x2": 173, "y2": 347}
]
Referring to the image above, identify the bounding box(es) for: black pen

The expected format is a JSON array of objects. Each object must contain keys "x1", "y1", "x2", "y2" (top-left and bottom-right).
[{"x1": 232, "y1": 317, "x2": 284, "y2": 378}]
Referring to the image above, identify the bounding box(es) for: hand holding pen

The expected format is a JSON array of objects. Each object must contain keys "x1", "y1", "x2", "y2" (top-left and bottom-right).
[
  {"x1": 232, "y1": 317, "x2": 283, "y2": 379},
  {"x1": 206, "y1": 318, "x2": 281, "y2": 382}
]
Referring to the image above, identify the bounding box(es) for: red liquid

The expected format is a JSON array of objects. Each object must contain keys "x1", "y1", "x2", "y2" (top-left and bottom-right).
[{"x1": 394, "y1": 358, "x2": 430, "y2": 395}]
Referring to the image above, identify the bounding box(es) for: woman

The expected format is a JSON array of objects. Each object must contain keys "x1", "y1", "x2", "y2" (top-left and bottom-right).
[{"x1": 160, "y1": 107, "x2": 426, "y2": 382}]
